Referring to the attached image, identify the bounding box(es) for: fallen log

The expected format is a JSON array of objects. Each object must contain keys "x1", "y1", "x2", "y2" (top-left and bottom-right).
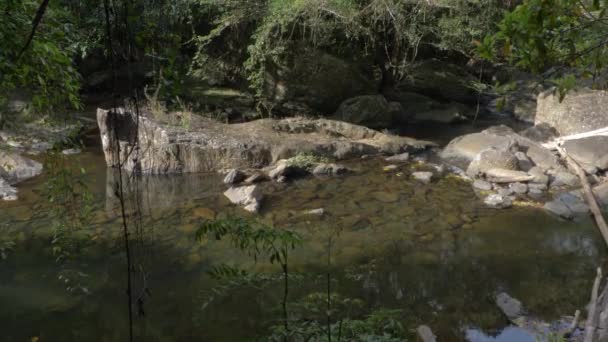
[
  {"x1": 544, "y1": 127, "x2": 608, "y2": 150},
  {"x1": 584, "y1": 268, "x2": 603, "y2": 342},
  {"x1": 556, "y1": 145, "x2": 608, "y2": 246}
]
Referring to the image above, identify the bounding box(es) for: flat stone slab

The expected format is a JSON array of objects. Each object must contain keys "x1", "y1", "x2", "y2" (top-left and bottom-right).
[{"x1": 97, "y1": 108, "x2": 435, "y2": 174}]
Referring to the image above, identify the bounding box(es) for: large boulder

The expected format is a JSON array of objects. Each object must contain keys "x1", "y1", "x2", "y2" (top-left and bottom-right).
[
  {"x1": 333, "y1": 95, "x2": 398, "y2": 129},
  {"x1": 97, "y1": 108, "x2": 434, "y2": 174},
  {"x1": 265, "y1": 48, "x2": 378, "y2": 114},
  {"x1": 441, "y1": 125, "x2": 563, "y2": 173},
  {"x1": 383, "y1": 90, "x2": 439, "y2": 124},
  {"x1": 562, "y1": 136, "x2": 608, "y2": 171},
  {"x1": 536, "y1": 88, "x2": 608, "y2": 135},
  {"x1": 0, "y1": 151, "x2": 42, "y2": 183},
  {"x1": 397, "y1": 59, "x2": 478, "y2": 104}
]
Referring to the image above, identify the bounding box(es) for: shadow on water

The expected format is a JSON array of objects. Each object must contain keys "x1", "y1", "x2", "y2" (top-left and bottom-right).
[{"x1": 0, "y1": 145, "x2": 605, "y2": 341}]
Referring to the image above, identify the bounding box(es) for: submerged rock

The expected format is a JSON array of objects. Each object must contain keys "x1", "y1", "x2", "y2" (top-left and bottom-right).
[
  {"x1": 223, "y1": 185, "x2": 264, "y2": 213},
  {"x1": 544, "y1": 182, "x2": 608, "y2": 219},
  {"x1": 495, "y1": 292, "x2": 525, "y2": 321},
  {"x1": 97, "y1": 108, "x2": 434, "y2": 174}
]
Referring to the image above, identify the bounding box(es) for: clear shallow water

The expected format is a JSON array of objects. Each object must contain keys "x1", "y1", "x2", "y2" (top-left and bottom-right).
[{"x1": 0, "y1": 136, "x2": 605, "y2": 341}]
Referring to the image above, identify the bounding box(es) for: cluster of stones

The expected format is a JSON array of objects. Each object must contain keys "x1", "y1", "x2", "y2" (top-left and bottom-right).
[
  {"x1": 440, "y1": 125, "x2": 588, "y2": 210},
  {"x1": 221, "y1": 160, "x2": 349, "y2": 213}
]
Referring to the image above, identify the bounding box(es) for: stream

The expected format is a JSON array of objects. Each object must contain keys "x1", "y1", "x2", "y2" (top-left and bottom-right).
[{"x1": 0, "y1": 116, "x2": 604, "y2": 341}]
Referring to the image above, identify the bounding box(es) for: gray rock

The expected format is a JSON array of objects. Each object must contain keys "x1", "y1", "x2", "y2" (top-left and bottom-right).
[
  {"x1": 563, "y1": 136, "x2": 608, "y2": 171},
  {"x1": 0, "y1": 177, "x2": 17, "y2": 201},
  {"x1": 466, "y1": 148, "x2": 519, "y2": 177},
  {"x1": 509, "y1": 182, "x2": 528, "y2": 194},
  {"x1": 333, "y1": 95, "x2": 395, "y2": 129},
  {"x1": 62, "y1": 148, "x2": 81, "y2": 155},
  {"x1": 312, "y1": 163, "x2": 348, "y2": 176},
  {"x1": 484, "y1": 194, "x2": 513, "y2": 209},
  {"x1": 536, "y1": 88, "x2": 608, "y2": 135},
  {"x1": 527, "y1": 188, "x2": 544, "y2": 200},
  {"x1": 0, "y1": 151, "x2": 43, "y2": 184},
  {"x1": 551, "y1": 172, "x2": 580, "y2": 188},
  {"x1": 496, "y1": 292, "x2": 524, "y2": 321},
  {"x1": 385, "y1": 152, "x2": 409, "y2": 163},
  {"x1": 545, "y1": 182, "x2": 608, "y2": 218},
  {"x1": 416, "y1": 325, "x2": 437, "y2": 342},
  {"x1": 97, "y1": 108, "x2": 434, "y2": 174},
  {"x1": 514, "y1": 151, "x2": 533, "y2": 171},
  {"x1": 223, "y1": 169, "x2": 246, "y2": 185},
  {"x1": 31, "y1": 142, "x2": 53, "y2": 153},
  {"x1": 519, "y1": 123, "x2": 558, "y2": 143},
  {"x1": 473, "y1": 179, "x2": 493, "y2": 191},
  {"x1": 412, "y1": 171, "x2": 433, "y2": 184},
  {"x1": 223, "y1": 185, "x2": 263, "y2": 213},
  {"x1": 528, "y1": 167, "x2": 549, "y2": 185},
  {"x1": 441, "y1": 125, "x2": 562, "y2": 173},
  {"x1": 485, "y1": 168, "x2": 534, "y2": 183},
  {"x1": 497, "y1": 187, "x2": 515, "y2": 197},
  {"x1": 528, "y1": 182, "x2": 548, "y2": 191}
]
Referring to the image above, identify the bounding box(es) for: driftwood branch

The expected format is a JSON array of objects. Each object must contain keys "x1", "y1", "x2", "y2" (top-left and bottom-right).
[
  {"x1": 585, "y1": 268, "x2": 603, "y2": 342},
  {"x1": 556, "y1": 145, "x2": 608, "y2": 246},
  {"x1": 544, "y1": 127, "x2": 608, "y2": 150}
]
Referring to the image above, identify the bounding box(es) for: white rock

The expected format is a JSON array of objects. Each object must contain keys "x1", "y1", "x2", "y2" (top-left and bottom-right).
[
  {"x1": 62, "y1": 148, "x2": 82, "y2": 155},
  {"x1": 412, "y1": 171, "x2": 433, "y2": 184},
  {"x1": 385, "y1": 152, "x2": 409, "y2": 162},
  {"x1": 484, "y1": 194, "x2": 513, "y2": 209},
  {"x1": 223, "y1": 185, "x2": 263, "y2": 213}
]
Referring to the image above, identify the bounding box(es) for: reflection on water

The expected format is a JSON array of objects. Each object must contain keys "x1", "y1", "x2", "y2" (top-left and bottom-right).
[{"x1": 0, "y1": 148, "x2": 604, "y2": 341}]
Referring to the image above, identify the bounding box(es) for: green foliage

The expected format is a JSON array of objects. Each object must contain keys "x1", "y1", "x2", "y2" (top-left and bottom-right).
[
  {"x1": 0, "y1": 0, "x2": 82, "y2": 117},
  {"x1": 191, "y1": 0, "x2": 508, "y2": 98},
  {"x1": 266, "y1": 305, "x2": 407, "y2": 342},
  {"x1": 482, "y1": 0, "x2": 608, "y2": 93},
  {"x1": 197, "y1": 216, "x2": 302, "y2": 264},
  {"x1": 42, "y1": 151, "x2": 93, "y2": 263}
]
